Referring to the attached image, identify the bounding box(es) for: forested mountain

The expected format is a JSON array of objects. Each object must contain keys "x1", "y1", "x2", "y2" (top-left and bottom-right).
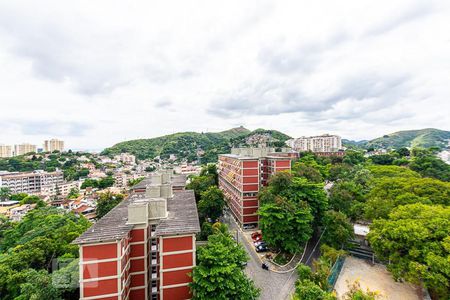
[
  {"x1": 102, "y1": 127, "x2": 291, "y2": 163},
  {"x1": 344, "y1": 128, "x2": 450, "y2": 150}
]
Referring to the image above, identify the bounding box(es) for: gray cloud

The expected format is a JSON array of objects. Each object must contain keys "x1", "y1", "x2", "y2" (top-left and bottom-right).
[
  {"x1": 17, "y1": 120, "x2": 92, "y2": 136},
  {"x1": 258, "y1": 31, "x2": 349, "y2": 75},
  {"x1": 209, "y1": 72, "x2": 410, "y2": 120},
  {"x1": 154, "y1": 99, "x2": 172, "y2": 108},
  {"x1": 365, "y1": 2, "x2": 434, "y2": 36}
]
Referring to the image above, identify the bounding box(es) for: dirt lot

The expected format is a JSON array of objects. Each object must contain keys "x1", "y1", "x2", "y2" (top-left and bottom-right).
[{"x1": 334, "y1": 256, "x2": 421, "y2": 300}]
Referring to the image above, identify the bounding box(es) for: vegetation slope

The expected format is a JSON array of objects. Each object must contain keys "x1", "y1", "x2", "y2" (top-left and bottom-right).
[{"x1": 102, "y1": 127, "x2": 291, "y2": 163}]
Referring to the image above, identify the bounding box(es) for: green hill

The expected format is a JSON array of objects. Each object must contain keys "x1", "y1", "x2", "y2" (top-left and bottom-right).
[
  {"x1": 366, "y1": 128, "x2": 450, "y2": 149},
  {"x1": 102, "y1": 127, "x2": 291, "y2": 163}
]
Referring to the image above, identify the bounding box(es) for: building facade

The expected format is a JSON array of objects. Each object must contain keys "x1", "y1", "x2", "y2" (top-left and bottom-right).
[
  {"x1": 0, "y1": 145, "x2": 12, "y2": 158},
  {"x1": 13, "y1": 143, "x2": 37, "y2": 156},
  {"x1": 0, "y1": 170, "x2": 64, "y2": 194},
  {"x1": 74, "y1": 172, "x2": 200, "y2": 300},
  {"x1": 115, "y1": 153, "x2": 136, "y2": 165},
  {"x1": 44, "y1": 139, "x2": 65, "y2": 152},
  {"x1": 286, "y1": 134, "x2": 342, "y2": 153},
  {"x1": 218, "y1": 148, "x2": 295, "y2": 228}
]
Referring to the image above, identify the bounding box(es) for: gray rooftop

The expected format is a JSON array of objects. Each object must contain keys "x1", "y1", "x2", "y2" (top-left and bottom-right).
[
  {"x1": 72, "y1": 197, "x2": 134, "y2": 244},
  {"x1": 131, "y1": 174, "x2": 187, "y2": 190},
  {"x1": 155, "y1": 190, "x2": 201, "y2": 236},
  {"x1": 73, "y1": 188, "x2": 200, "y2": 245}
]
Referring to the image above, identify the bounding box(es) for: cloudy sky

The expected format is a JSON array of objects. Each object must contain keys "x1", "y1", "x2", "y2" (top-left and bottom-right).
[{"x1": 0, "y1": 0, "x2": 449, "y2": 150}]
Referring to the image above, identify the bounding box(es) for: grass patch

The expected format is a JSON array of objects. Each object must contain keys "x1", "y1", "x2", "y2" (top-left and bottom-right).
[{"x1": 273, "y1": 252, "x2": 294, "y2": 265}]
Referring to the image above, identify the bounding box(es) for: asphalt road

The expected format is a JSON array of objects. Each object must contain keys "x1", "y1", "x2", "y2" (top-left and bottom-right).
[{"x1": 223, "y1": 211, "x2": 299, "y2": 300}]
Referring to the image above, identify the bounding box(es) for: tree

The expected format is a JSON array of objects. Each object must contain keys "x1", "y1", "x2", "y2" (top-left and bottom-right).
[
  {"x1": 293, "y1": 162, "x2": 324, "y2": 183},
  {"x1": 365, "y1": 177, "x2": 450, "y2": 219},
  {"x1": 259, "y1": 197, "x2": 313, "y2": 253},
  {"x1": 343, "y1": 150, "x2": 366, "y2": 166},
  {"x1": 294, "y1": 279, "x2": 336, "y2": 300},
  {"x1": 80, "y1": 178, "x2": 98, "y2": 189},
  {"x1": 190, "y1": 233, "x2": 260, "y2": 300},
  {"x1": 145, "y1": 166, "x2": 156, "y2": 172},
  {"x1": 186, "y1": 175, "x2": 216, "y2": 201},
  {"x1": 343, "y1": 280, "x2": 379, "y2": 300},
  {"x1": 14, "y1": 269, "x2": 62, "y2": 300},
  {"x1": 197, "y1": 221, "x2": 214, "y2": 241},
  {"x1": 199, "y1": 163, "x2": 219, "y2": 185},
  {"x1": 127, "y1": 177, "x2": 145, "y2": 187},
  {"x1": 370, "y1": 154, "x2": 395, "y2": 165},
  {"x1": 0, "y1": 207, "x2": 90, "y2": 299},
  {"x1": 288, "y1": 177, "x2": 328, "y2": 225},
  {"x1": 20, "y1": 195, "x2": 46, "y2": 207},
  {"x1": 0, "y1": 187, "x2": 11, "y2": 201},
  {"x1": 98, "y1": 176, "x2": 115, "y2": 189},
  {"x1": 368, "y1": 204, "x2": 450, "y2": 299},
  {"x1": 368, "y1": 165, "x2": 420, "y2": 179},
  {"x1": 67, "y1": 188, "x2": 80, "y2": 199},
  {"x1": 322, "y1": 211, "x2": 354, "y2": 248},
  {"x1": 197, "y1": 186, "x2": 225, "y2": 222},
  {"x1": 395, "y1": 147, "x2": 410, "y2": 157},
  {"x1": 96, "y1": 192, "x2": 124, "y2": 219},
  {"x1": 328, "y1": 181, "x2": 365, "y2": 221},
  {"x1": 294, "y1": 262, "x2": 337, "y2": 300},
  {"x1": 264, "y1": 173, "x2": 328, "y2": 224},
  {"x1": 410, "y1": 152, "x2": 450, "y2": 182},
  {"x1": 292, "y1": 154, "x2": 329, "y2": 183}
]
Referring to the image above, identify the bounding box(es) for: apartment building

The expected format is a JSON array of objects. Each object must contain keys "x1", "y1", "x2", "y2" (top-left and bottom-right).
[
  {"x1": 14, "y1": 143, "x2": 37, "y2": 156},
  {"x1": 218, "y1": 148, "x2": 296, "y2": 228},
  {"x1": 0, "y1": 145, "x2": 12, "y2": 158},
  {"x1": 73, "y1": 172, "x2": 200, "y2": 300},
  {"x1": 286, "y1": 134, "x2": 342, "y2": 153},
  {"x1": 41, "y1": 181, "x2": 79, "y2": 197},
  {"x1": 115, "y1": 153, "x2": 137, "y2": 165},
  {"x1": 0, "y1": 170, "x2": 64, "y2": 194},
  {"x1": 44, "y1": 139, "x2": 65, "y2": 152}
]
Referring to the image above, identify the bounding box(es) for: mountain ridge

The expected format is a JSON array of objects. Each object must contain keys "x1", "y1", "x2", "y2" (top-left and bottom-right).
[
  {"x1": 344, "y1": 128, "x2": 450, "y2": 149},
  {"x1": 102, "y1": 127, "x2": 291, "y2": 163},
  {"x1": 103, "y1": 127, "x2": 449, "y2": 162}
]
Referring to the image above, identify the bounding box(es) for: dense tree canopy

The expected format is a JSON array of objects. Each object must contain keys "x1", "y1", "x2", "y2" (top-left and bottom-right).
[
  {"x1": 368, "y1": 204, "x2": 450, "y2": 299},
  {"x1": 321, "y1": 210, "x2": 354, "y2": 249},
  {"x1": 0, "y1": 207, "x2": 91, "y2": 299},
  {"x1": 96, "y1": 192, "x2": 124, "y2": 219},
  {"x1": 410, "y1": 152, "x2": 450, "y2": 182},
  {"x1": 365, "y1": 177, "x2": 450, "y2": 219},
  {"x1": 259, "y1": 197, "x2": 313, "y2": 253},
  {"x1": 190, "y1": 233, "x2": 259, "y2": 300},
  {"x1": 197, "y1": 186, "x2": 225, "y2": 222}
]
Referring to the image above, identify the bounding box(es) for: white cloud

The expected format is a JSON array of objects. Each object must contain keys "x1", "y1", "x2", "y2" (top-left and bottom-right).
[{"x1": 0, "y1": 0, "x2": 449, "y2": 150}]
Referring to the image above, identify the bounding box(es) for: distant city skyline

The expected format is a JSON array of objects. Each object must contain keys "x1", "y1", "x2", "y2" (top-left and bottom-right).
[{"x1": 0, "y1": 1, "x2": 449, "y2": 150}]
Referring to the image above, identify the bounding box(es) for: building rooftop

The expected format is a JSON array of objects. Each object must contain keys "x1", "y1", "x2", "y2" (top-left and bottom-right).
[
  {"x1": 131, "y1": 174, "x2": 187, "y2": 191},
  {"x1": 219, "y1": 153, "x2": 294, "y2": 160},
  {"x1": 73, "y1": 197, "x2": 134, "y2": 245},
  {"x1": 73, "y1": 188, "x2": 200, "y2": 245},
  {"x1": 155, "y1": 190, "x2": 201, "y2": 236}
]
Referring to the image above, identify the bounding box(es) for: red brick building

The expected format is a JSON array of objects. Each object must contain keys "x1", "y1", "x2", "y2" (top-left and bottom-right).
[
  {"x1": 73, "y1": 173, "x2": 200, "y2": 300},
  {"x1": 218, "y1": 148, "x2": 296, "y2": 228}
]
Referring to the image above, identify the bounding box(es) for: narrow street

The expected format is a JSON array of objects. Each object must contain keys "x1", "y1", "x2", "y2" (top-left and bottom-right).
[{"x1": 223, "y1": 211, "x2": 298, "y2": 300}]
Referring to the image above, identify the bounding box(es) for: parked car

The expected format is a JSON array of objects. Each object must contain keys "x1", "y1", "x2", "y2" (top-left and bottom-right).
[
  {"x1": 251, "y1": 232, "x2": 262, "y2": 241},
  {"x1": 254, "y1": 240, "x2": 265, "y2": 247},
  {"x1": 255, "y1": 242, "x2": 268, "y2": 252},
  {"x1": 243, "y1": 224, "x2": 256, "y2": 230}
]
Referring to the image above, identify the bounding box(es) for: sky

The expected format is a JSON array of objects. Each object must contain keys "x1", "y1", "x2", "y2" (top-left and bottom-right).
[{"x1": 0, "y1": 0, "x2": 449, "y2": 151}]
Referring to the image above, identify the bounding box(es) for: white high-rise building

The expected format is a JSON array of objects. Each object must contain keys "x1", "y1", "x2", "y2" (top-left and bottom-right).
[
  {"x1": 14, "y1": 143, "x2": 37, "y2": 156},
  {"x1": 44, "y1": 139, "x2": 65, "y2": 152},
  {"x1": 287, "y1": 134, "x2": 342, "y2": 152},
  {"x1": 0, "y1": 145, "x2": 12, "y2": 158}
]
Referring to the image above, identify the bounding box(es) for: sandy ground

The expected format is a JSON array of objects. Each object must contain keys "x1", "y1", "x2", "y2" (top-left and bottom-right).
[{"x1": 334, "y1": 256, "x2": 421, "y2": 300}]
